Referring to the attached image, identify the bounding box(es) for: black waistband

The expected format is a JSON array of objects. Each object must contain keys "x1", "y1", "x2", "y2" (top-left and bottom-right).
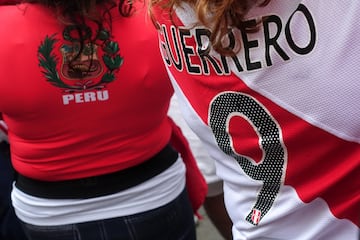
[{"x1": 15, "y1": 144, "x2": 178, "y2": 199}]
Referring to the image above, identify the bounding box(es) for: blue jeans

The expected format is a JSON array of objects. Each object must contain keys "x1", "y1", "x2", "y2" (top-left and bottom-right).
[
  {"x1": 0, "y1": 142, "x2": 27, "y2": 240},
  {"x1": 21, "y1": 188, "x2": 196, "y2": 240}
]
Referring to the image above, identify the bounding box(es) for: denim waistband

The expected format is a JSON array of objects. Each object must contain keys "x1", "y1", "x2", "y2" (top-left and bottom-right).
[{"x1": 0, "y1": 141, "x2": 9, "y2": 152}]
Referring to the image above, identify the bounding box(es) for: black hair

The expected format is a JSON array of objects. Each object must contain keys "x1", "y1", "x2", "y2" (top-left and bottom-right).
[{"x1": 25, "y1": 0, "x2": 135, "y2": 78}]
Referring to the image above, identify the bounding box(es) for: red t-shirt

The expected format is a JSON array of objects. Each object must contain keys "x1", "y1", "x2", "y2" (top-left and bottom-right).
[{"x1": 0, "y1": 3, "x2": 174, "y2": 181}]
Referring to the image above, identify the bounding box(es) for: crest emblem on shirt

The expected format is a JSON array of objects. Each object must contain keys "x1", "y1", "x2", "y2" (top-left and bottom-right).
[{"x1": 37, "y1": 25, "x2": 123, "y2": 92}]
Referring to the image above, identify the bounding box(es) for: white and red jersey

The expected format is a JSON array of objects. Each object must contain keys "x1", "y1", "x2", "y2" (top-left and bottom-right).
[{"x1": 154, "y1": 0, "x2": 360, "y2": 239}]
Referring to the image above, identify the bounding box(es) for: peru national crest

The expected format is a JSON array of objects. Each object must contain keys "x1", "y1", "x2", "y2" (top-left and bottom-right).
[{"x1": 38, "y1": 24, "x2": 123, "y2": 92}]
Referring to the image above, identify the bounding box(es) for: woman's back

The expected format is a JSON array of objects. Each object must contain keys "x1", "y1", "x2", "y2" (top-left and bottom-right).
[{"x1": 0, "y1": 3, "x2": 173, "y2": 181}]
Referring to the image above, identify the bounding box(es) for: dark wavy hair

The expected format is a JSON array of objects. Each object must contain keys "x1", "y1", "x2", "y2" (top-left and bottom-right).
[
  {"x1": 19, "y1": 0, "x2": 139, "y2": 78},
  {"x1": 23, "y1": 0, "x2": 135, "y2": 19}
]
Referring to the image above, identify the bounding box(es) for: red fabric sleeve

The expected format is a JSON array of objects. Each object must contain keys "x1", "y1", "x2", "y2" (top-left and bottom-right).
[{"x1": 168, "y1": 117, "x2": 208, "y2": 214}]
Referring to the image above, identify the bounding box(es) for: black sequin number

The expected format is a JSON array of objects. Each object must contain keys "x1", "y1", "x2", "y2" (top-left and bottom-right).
[{"x1": 209, "y1": 92, "x2": 286, "y2": 225}]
